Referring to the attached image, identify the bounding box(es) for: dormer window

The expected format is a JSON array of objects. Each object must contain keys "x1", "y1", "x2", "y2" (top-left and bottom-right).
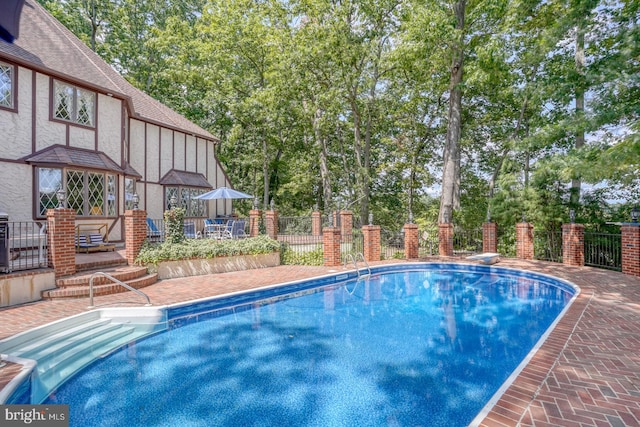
[
  {"x1": 53, "y1": 80, "x2": 95, "y2": 127},
  {"x1": 0, "y1": 61, "x2": 14, "y2": 109}
]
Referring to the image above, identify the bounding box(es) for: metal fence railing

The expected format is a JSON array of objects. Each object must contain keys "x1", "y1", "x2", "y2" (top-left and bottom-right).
[
  {"x1": 534, "y1": 230, "x2": 563, "y2": 263},
  {"x1": 4, "y1": 221, "x2": 48, "y2": 273},
  {"x1": 381, "y1": 228, "x2": 405, "y2": 260},
  {"x1": 278, "y1": 216, "x2": 313, "y2": 235},
  {"x1": 585, "y1": 232, "x2": 621, "y2": 271},
  {"x1": 453, "y1": 227, "x2": 482, "y2": 255}
]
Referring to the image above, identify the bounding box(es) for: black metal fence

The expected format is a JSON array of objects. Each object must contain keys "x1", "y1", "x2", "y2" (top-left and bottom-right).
[
  {"x1": 585, "y1": 231, "x2": 621, "y2": 271},
  {"x1": 534, "y1": 229, "x2": 563, "y2": 263},
  {"x1": 453, "y1": 227, "x2": 482, "y2": 255},
  {"x1": 3, "y1": 221, "x2": 48, "y2": 273}
]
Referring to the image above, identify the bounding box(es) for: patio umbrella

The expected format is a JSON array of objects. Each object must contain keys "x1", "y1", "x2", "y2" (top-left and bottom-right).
[{"x1": 195, "y1": 187, "x2": 254, "y2": 200}]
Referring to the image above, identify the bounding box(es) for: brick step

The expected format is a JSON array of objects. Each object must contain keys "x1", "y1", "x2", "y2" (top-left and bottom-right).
[
  {"x1": 75, "y1": 257, "x2": 127, "y2": 273},
  {"x1": 42, "y1": 273, "x2": 158, "y2": 300},
  {"x1": 56, "y1": 265, "x2": 149, "y2": 288}
]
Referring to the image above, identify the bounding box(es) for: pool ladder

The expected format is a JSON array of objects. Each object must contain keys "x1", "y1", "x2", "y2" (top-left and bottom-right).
[
  {"x1": 88, "y1": 272, "x2": 153, "y2": 308},
  {"x1": 345, "y1": 252, "x2": 371, "y2": 280}
]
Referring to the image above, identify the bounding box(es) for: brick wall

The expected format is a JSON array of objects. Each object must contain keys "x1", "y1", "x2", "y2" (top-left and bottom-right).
[
  {"x1": 249, "y1": 209, "x2": 262, "y2": 237},
  {"x1": 46, "y1": 208, "x2": 76, "y2": 277},
  {"x1": 516, "y1": 222, "x2": 534, "y2": 260},
  {"x1": 323, "y1": 227, "x2": 342, "y2": 267},
  {"x1": 340, "y1": 211, "x2": 353, "y2": 239},
  {"x1": 562, "y1": 223, "x2": 585, "y2": 266},
  {"x1": 125, "y1": 209, "x2": 147, "y2": 265},
  {"x1": 312, "y1": 211, "x2": 322, "y2": 236},
  {"x1": 362, "y1": 225, "x2": 381, "y2": 262},
  {"x1": 439, "y1": 223, "x2": 454, "y2": 256},
  {"x1": 622, "y1": 224, "x2": 640, "y2": 277},
  {"x1": 404, "y1": 223, "x2": 419, "y2": 259},
  {"x1": 483, "y1": 222, "x2": 498, "y2": 253},
  {"x1": 265, "y1": 210, "x2": 278, "y2": 239}
]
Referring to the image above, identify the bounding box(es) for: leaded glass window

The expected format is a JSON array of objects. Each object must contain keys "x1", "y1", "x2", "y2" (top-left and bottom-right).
[
  {"x1": 125, "y1": 178, "x2": 136, "y2": 210},
  {"x1": 66, "y1": 170, "x2": 85, "y2": 215},
  {"x1": 107, "y1": 175, "x2": 117, "y2": 216},
  {"x1": 0, "y1": 62, "x2": 13, "y2": 108},
  {"x1": 36, "y1": 167, "x2": 118, "y2": 218},
  {"x1": 38, "y1": 168, "x2": 62, "y2": 215},
  {"x1": 165, "y1": 186, "x2": 207, "y2": 217},
  {"x1": 53, "y1": 80, "x2": 95, "y2": 127}
]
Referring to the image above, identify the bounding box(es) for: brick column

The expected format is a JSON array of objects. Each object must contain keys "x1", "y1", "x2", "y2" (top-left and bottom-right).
[
  {"x1": 340, "y1": 211, "x2": 353, "y2": 240},
  {"x1": 439, "y1": 223, "x2": 454, "y2": 256},
  {"x1": 404, "y1": 223, "x2": 419, "y2": 259},
  {"x1": 249, "y1": 209, "x2": 262, "y2": 237},
  {"x1": 311, "y1": 211, "x2": 322, "y2": 236},
  {"x1": 265, "y1": 210, "x2": 278, "y2": 239},
  {"x1": 622, "y1": 224, "x2": 640, "y2": 277},
  {"x1": 125, "y1": 209, "x2": 147, "y2": 265},
  {"x1": 323, "y1": 227, "x2": 342, "y2": 267},
  {"x1": 482, "y1": 222, "x2": 498, "y2": 253},
  {"x1": 47, "y1": 208, "x2": 76, "y2": 277},
  {"x1": 562, "y1": 223, "x2": 585, "y2": 266},
  {"x1": 516, "y1": 222, "x2": 534, "y2": 260},
  {"x1": 362, "y1": 225, "x2": 381, "y2": 262}
]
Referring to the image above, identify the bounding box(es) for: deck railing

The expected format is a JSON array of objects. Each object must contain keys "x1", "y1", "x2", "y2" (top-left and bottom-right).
[
  {"x1": 584, "y1": 231, "x2": 621, "y2": 271},
  {"x1": 4, "y1": 221, "x2": 48, "y2": 272}
]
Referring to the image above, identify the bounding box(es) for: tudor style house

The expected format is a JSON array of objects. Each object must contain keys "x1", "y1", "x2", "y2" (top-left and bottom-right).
[{"x1": 0, "y1": 1, "x2": 231, "y2": 241}]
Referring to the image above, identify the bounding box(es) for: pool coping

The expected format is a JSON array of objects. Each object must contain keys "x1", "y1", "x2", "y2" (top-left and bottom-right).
[{"x1": 1, "y1": 257, "x2": 639, "y2": 425}]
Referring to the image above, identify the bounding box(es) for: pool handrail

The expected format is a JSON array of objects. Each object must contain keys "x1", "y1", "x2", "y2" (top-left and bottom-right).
[
  {"x1": 88, "y1": 272, "x2": 153, "y2": 308},
  {"x1": 344, "y1": 252, "x2": 371, "y2": 279}
]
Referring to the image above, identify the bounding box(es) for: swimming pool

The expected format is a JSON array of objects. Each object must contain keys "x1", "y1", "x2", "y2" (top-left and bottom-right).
[{"x1": 44, "y1": 263, "x2": 577, "y2": 426}]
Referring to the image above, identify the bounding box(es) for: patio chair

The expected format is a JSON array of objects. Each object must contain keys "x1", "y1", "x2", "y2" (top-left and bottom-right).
[
  {"x1": 88, "y1": 233, "x2": 116, "y2": 252},
  {"x1": 184, "y1": 221, "x2": 201, "y2": 239},
  {"x1": 75, "y1": 233, "x2": 100, "y2": 253},
  {"x1": 222, "y1": 219, "x2": 247, "y2": 239},
  {"x1": 146, "y1": 218, "x2": 163, "y2": 241}
]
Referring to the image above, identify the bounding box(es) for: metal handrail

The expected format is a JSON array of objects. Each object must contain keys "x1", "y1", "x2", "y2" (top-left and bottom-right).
[
  {"x1": 344, "y1": 252, "x2": 371, "y2": 279},
  {"x1": 88, "y1": 272, "x2": 152, "y2": 308}
]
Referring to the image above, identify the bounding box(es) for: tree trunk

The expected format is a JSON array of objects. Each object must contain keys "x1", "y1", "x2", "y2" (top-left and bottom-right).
[
  {"x1": 313, "y1": 107, "x2": 332, "y2": 212},
  {"x1": 571, "y1": 26, "x2": 585, "y2": 206},
  {"x1": 439, "y1": 0, "x2": 466, "y2": 223}
]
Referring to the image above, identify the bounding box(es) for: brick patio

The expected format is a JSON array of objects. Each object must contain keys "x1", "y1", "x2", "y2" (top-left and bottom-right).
[{"x1": 1, "y1": 254, "x2": 639, "y2": 426}]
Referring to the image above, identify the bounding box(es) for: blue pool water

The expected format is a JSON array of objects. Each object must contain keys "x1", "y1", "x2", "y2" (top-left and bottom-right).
[{"x1": 45, "y1": 264, "x2": 575, "y2": 426}]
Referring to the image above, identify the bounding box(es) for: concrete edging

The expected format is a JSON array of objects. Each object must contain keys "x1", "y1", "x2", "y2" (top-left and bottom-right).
[{"x1": 148, "y1": 252, "x2": 281, "y2": 280}]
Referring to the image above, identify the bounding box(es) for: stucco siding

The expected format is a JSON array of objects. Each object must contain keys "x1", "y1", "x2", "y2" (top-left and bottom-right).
[
  {"x1": 145, "y1": 183, "x2": 165, "y2": 219},
  {"x1": 160, "y1": 128, "x2": 173, "y2": 177},
  {"x1": 197, "y1": 138, "x2": 207, "y2": 176},
  {"x1": 185, "y1": 134, "x2": 196, "y2": 172},
  {"x1": 34, "y1": 73, "x2": 65, "y2": 152},
  {"x1": 68, "y1": 126, "x2": 94, "y2": 151},
  {"x1": 97, "y1": 94, "x2": 122, "y2": 162},
  {"x1": 173, "y1": 131, "x2": 186, "y2": 172},
  {"x1": 1, "y1": 66, "x2": 34, "y2": 159},
  {"x1": 0, "y1": 164, "x2": 33, "y2": 221}
]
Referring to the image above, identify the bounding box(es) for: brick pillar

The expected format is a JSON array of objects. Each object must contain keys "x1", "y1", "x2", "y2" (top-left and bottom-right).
[
  {"x1": 362, "y1": 225, "x2": 381, "y2": 262},
  {"x1": 249, "y1": 209, "x2": 262, "y2": 237},
  {"x1": 311, "y1": 211, "x2": 322, "y2": 236},
  {"x1": 265, "y1": 210, "x2": 278, "y2": 239},
  {"x1": 404, "y1": 223, "x2": 419, "y2": 259},
  {"x1": 516, "y1": 222, "x2": 534, "y2": 260},
  {"x1": 323, "y1": 227, "x2": 342, "y2": 267},
  {"x1": 340, "y1": 211, "x2": 353, "y2": 240},
  {"x1": 125, "y1": 209, "x2": 147, "y2": 265},
  {"x1": 562, "y1": 223, "x2": 585, "y2": 266},
  {"x1": 483, "y1": 222, "x2": 498, "y2": 253},
  {"x1": 439, "y1": 223, "x2": 454, "y2": 256},
  {"x1": 622, "y1": 224, "x2": 640, "y2": 277},
  {"x1": 47, "y1": 208, "x2": 76, "y2": 277}
]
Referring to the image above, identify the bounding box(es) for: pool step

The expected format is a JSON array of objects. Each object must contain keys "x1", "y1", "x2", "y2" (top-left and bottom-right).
[{"x1": 0, "y1": 309, "x2": 167, "y2": 404}]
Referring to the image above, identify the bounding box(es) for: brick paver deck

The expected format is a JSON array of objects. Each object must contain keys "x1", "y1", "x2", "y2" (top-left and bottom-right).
[{"x1": 1, "y1": 255, "x2": 639, "y2": 426}]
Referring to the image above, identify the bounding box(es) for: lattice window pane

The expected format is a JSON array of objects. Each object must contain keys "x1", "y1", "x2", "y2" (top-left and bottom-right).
[
  {"x1": 76, "y1": 89, "x2": 95, "y2": 126},
  {"x1": 107, "y1": 175, "x2": 116, "y2": 216},
  {"x1": 38, "y1": 168, "x2": 62, "y2": 216},
  {"x1": 191, "y1": 188, "x2": 205, "y2": 217},
  {"x1": 180, "y1": 188, "x2": 189, "y2": 213},
  {"x1": 54, "y1": 81, "x2": 73, "y2": 121},
  {"x1": 125, "y1": 178, "x2": 136, "y2": 210},
  {"x1": 0, "y1": 63, "x2": 12, "y2": 108},
  {"x1": 66, "y1": 170, "x2": 85, "y2": 215},
  {"x1": 88, "y1": 172, "x2": 104, "y2": 216},
  {"x1": 166, "y1": 187, "x2": 178, "y2": 210}
]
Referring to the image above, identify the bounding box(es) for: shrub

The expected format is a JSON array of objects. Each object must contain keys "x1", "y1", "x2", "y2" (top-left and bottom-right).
[
  {"x1": 280, "y1": 243, "x2": 323, "y2": 265},
  {"x1": 164, "y1": 208, "x2": 185, "y2": 244},
  {"x1": 135, "y1": 235, "x2": 280, "y2": 265}
]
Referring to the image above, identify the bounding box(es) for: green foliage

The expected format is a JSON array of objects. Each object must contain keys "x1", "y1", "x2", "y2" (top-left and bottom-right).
[
  {"x1": 135, "y1": 235, "x2": 280, "y2": 265},
  {"x1": 280, "y1": 244, "x2": 324, "y2": 266},
  {"x1": 163, "y1": 208, "x2": 185, "y2": 244}
]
